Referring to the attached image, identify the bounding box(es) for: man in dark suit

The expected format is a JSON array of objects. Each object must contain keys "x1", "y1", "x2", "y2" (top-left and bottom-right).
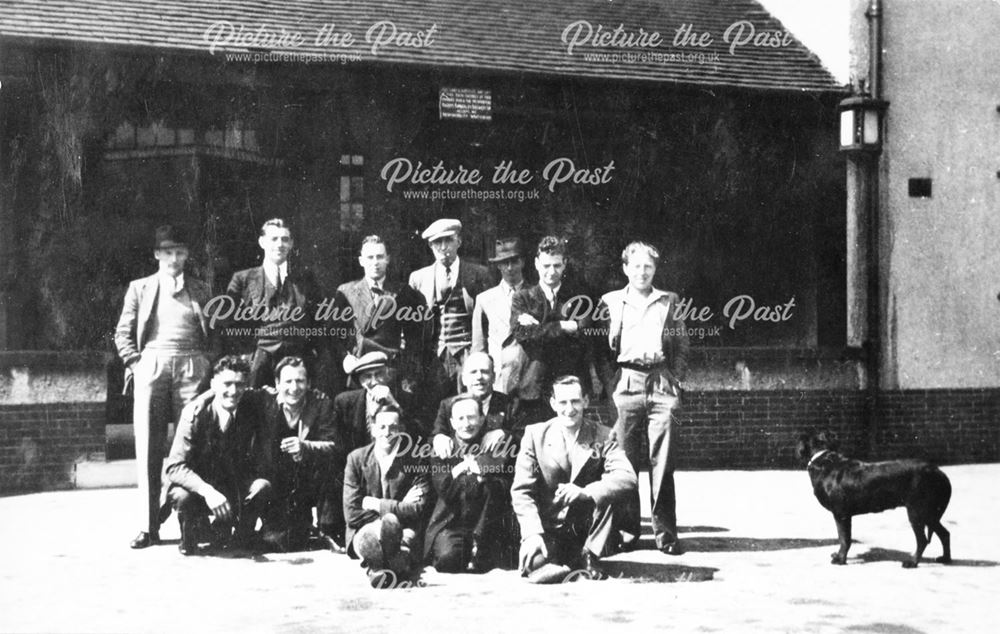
[
  {"x1": 343, "y1": 403, "x2": 431, "y2": 586},
  {"x1": 225, "y1": 218, "x2": 325, "y2": 389},
  {"x1": 331, "y1": 351, "x2": 418, "y2": 455},
  {"x1": 329, "y1": 234, "x2": 426, "y2": 394},
  {"x1": 430, "y1": 352, "x2": 520, "y2": 459},
  {"x1": 511, "y1": 375, "x2": 637, "y2": 583},
  {"x1": 114, "y1": 224, "x2": 215, "y2": 550},
  {"x1": 164, "y1": 356, "x2": 272, "y2": 556},
  {"x1": 408, "y1": 218, "x2": 492, "y2": 413},
  {"x1": 252, "y1": 356, "x2": 343, "y2": 552},
  {"x1": 596, "y1": 242, "x2": 690, "y2": 555},
  {"x1": 425, "y1": 394, "x2": 515, "y2": 573},
  {"x1": 510, "y1": 236, "x2": 596, "y2": 425}
]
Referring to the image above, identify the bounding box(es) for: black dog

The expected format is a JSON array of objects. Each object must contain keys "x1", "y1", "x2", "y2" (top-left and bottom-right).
[{"x1": 797, "y1": 432, "x2": 952, "y2": 568}]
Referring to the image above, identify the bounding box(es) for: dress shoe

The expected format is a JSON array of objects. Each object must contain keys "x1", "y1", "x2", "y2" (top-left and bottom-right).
[
  {"x1": 318, "y1": 533, "x2": 347, "y2": 555},
  {"x1": 659, "y1": 541, "x2": 684, "y2": 556},
  {"x1": 129, "y1": 531, "x2": 158, "y2": 549},
  {"x1": 578, "y1": 551, "x2": 608, "y2": 580}
]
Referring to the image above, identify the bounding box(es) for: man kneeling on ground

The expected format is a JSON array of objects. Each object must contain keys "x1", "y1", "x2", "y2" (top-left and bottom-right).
[
  {"x1": 164, "y1": 356, "x2": 271, "y2": 556},
  {"x1": 511, "y1": 375, "x2": 637, "y2": 582},
  {"x1": 343, "y1": 404, "x2": 431, "y2": 587},
  {"x1": 425, "y1": 394, "x2": 516, "y2": 573}
]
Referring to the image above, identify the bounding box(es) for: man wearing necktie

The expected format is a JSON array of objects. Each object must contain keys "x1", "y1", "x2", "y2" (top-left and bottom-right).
[
  {"x1": 408, "y1": 219, "x2": 492, "y2": 419},
  {"x1": 511, "y1": 375, "x2": 636, "y2": 583},
  {"x1": 510, "y1": 236, "x2": 597, "y2": 426},
  {"x1": 163, "y1": 356, "x2": 271, "y2": 556},
  {"x1": 115, "y1": 225, "x2": 216, "y2": 550},
  {"x1": 472, "y1": 237, "x2": 528, "y2": 395},
  {"x1": 225, "y1": 218, "x2": 325, "y2": 390},
  {"x1": 329, "y1": 235, "x2": 426, "y2": 394}
]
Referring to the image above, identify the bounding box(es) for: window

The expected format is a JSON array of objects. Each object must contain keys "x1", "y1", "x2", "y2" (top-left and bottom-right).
[{"x1": 339, "y1": 154, "x2": 365, "y2": 232}]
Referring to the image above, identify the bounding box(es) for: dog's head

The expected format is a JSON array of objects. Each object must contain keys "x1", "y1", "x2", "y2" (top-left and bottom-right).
[{"x1": 796, "y1": 431, "x2": 839, "y2": 464}]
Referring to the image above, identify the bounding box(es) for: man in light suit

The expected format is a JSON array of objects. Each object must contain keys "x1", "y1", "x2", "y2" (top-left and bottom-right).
[
  {"x1": 596, "y1": 241, "x2": 689, "y2": 555},
  {"x1": 330, "y1": 235, "x2": 426, "y2": 394},
  {"x1": 225, "y1": 218, "x2": 325, "y2": 389},
  {"x1": 511, "y1": 375, "x2": 637, "y2": 583},
  {"x1": 114, "y1": 225, "x2": 215, "y2": 550},
  {"x1": 472, "y1": 237, "x2": 527, "y2": 395},
  {"x1": 408, "y1": 218, "x2": 492, "y2": 414}
]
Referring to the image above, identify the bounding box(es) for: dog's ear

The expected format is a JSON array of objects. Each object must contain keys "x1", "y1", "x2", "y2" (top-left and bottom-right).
[
  {"x1": 814, "y1": 431, "x2": 839, "y2": 451},
  {"x1": 796, "y1": 433, "x2": 811, "y2": 461}
]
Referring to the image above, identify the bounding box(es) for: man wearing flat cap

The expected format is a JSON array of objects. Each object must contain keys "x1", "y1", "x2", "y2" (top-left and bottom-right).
[
  {"x1": 115, "y1": 224, "x2": 216, "y2": 550},
  {"x1": 331, "y1": 351, "x2": 413, "y2": 455},
  {"x1": 472, "y1": 237, "x2": 527, "y2": 395},
  {"x1": 408, "y1": 218, "x2": 492, "y2": 413}
]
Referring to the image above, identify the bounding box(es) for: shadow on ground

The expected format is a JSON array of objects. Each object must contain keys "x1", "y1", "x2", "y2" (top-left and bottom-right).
[
  {"x1": 855, "y1": 547, "x2": 998, "y2": 567},
  {"x1": 601, "y1": 560, "x2": 718, "y2": 583},
  {"x1": 682, "y1": 536, "x2": 840, "y2": 552},
  {"x1": 679, "y1": 526, "x2": 729, "y2": 533}
]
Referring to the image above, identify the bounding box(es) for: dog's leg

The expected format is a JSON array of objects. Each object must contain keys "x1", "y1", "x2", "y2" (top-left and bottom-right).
[
  {"x1": 930, "y1": 520, "x2": 952, "y2": 564},
  {"x1": 831, "y1": 515, "x2": 851, "y2": 565},
  {"x1": 904, "y1": 509, "x2": 929, "y2": 569}
]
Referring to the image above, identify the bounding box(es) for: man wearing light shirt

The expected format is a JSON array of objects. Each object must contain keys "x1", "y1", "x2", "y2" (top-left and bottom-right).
[
  {"x1": 226, "y1": 218, "x2": 324, "y2": 389},
  {"x1": 114, "y1": 225, "x2": 215, "y2": 550},
  {"x1": 472, "y1": 237, "x2": 527, "y2": 394},
  {"x1": 596, "y1": 241, "x2": 689, "y2": 556}
]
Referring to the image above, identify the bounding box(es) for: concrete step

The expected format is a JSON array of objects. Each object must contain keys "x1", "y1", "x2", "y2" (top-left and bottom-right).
[{"x1": 74, "y1": 457, "x2": 137, "y2": 489}]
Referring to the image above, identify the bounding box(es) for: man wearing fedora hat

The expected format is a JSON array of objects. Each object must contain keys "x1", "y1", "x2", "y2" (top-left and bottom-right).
[
  {"x1": 472, "y1": 237, "x2": 527, "y2": 395},
  {"x1": 115, "y1": 224, "x2": 216, "y2": 549},
  {"x1": 408, "y1": 218, "x2": 492, "y2": 413}
]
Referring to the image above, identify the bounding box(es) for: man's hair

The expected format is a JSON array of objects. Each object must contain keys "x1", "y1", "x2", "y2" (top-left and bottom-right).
[
  {"x1": 550, "y1": 374, "x2": 583, "y2": 394},
  {"x1": 462, "y1": 351, "x2": 495, "y2": 375},
  {"x1": 260, "y1": 218, "x2": 292, "y2": 236},
  {"x1": 536, "y1": 236, "x2": 567, "y2": 257},
  {"x1": 374, "y1": 402, "x2": 402, "y2": 418},
  {"x1": 621, "y1": 241, "x2": 661, "y2": 265},
  {"x1": 359, "y1": 234, "x2": 387, "y2": 254},
  {"x1": 450, "y1": 393, "x2": 483, "y2": 417},
  {"x1": 274, "y1": 356, "x2": 308, "y2": 380},
  {"x1": 213, "y1": 355, "x2": 251, "y2": 377}
]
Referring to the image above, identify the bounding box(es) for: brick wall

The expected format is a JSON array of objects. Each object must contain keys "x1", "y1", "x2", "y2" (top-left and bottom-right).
[
  {"x1": 0, "y1": 402, "x2": 105, "y2": 495},
  {"x1": 591, "y1": 388, "x2": 1000, "y2": 470}
]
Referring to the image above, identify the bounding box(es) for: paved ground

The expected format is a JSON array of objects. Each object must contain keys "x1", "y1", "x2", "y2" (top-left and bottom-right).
[{"x1": 1, "y1": 465, "x2": 997, "y2": 634}]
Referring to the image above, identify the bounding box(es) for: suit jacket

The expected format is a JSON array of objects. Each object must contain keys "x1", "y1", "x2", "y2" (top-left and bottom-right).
[
  {"x1": 342, "y1": 442, "x2": 432, "y2": 547},
  {"x1": 330, "y1": 278, "x2": 426, "y2": 373},
  {"x1": 408, "y1": 258, "x2": 492, "y2": 353},
  {"x1": 510, "y1": 281, "x2": 596, "y2": 398},
  {"x1": 595, "y1": 286, "x2": 690, "y2": 396},
  {"x1": 114, "y1": 273, "x2": 215, "y2": 368},
  {"x1": 331, "y1": 387, "x2": 423, "y2": 454},
  {"x1": 472, "y1": 282, "x2": 526, "y2": 393},
  {"x1": 430, "y1": 390, "x2": 519, "y2": 438},
  {"x1": 253, "y1": 388, "x2": 340, "y2": 465},
  {"x1": 225, "y1": 265, "x2": 322, "y2": 353},
  {"x1": 510, "y1": 418, "x2": 637, "y2": 539},
  {"x1": 163, "y1": 391, "x2": 269, "y2": 504},
  {"x1": 423, "y1": 429, "x2": 515, "y2": 560}
]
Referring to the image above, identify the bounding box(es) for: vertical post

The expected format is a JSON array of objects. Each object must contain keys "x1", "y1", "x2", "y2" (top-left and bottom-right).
[{"x1": 863, "y1": 0, "x2": 883, "y2": 454}]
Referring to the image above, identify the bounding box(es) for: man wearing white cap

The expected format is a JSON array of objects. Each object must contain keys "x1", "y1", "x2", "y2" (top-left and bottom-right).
[
  {"x1": 408, "y1": 218, "x2": 492, "y2": 410},
  {"x1": 331, "y1": 351, "x2": 409, "y2": 454}
]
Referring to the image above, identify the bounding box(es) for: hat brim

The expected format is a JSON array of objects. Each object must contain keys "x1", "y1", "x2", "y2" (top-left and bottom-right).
[
  {"x1": 351, "y1": 361, "x2": 387, "y2": 375},
  {"x1": 424, "y1": 230, "x2": 458, "y2": 242},
  {"x1": 155, "y1": 241, "x2": 189, "y2": 250},
  {"x1": 489, "y1": 252, "x2": 522, "y2": 262}
]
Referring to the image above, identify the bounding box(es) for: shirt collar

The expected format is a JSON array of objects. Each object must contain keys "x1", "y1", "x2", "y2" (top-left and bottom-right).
[
  {"x1": 438, "y1": 257, "x2": 460, "y2": 275},
  {"x1": 540, "y1": 282, "x2": 561, "y2": 303},
  {"x1": 367, "y1": 277, "x2": 385, "y2": 292},
  {"x1": 159, "y1": 272, "x2": 185, "y2": 295},
  {"x1": 264, "y1": 261, "x2": 288, "y2": 285},
  {"x1": 499, "y1": 279, "x2": 523, "y2": 295},
  {"x1": 623, "y1": 284, "x2": 669, "y2": 307},
  {"x1": 212, "y1": 400, "x2": 235, "y2": 431}
]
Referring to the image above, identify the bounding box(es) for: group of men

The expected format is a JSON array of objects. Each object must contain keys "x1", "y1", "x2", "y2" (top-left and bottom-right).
[{"x1": 114, "y1": 216, "x2": 689, "y2": 583}]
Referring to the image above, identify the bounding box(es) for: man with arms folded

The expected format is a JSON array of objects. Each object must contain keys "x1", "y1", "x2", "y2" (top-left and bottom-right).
[
  {"x1": 425, "y1": 394, "x2": 515, "y2": 573},
  {"x1": 164, "y1": 356, "x2": 271, "y2": 556},
  {"x1": 343, "y1": 403, "x2": 431, "y2": 587},
  {"x1": 510, "y1": 236, "x2": 595, "y2": 425},
  {"x1": 430, "y1": 352, "x2": 519, "y2": 459},
  {"x1": 472, "y1": 237, "x2": 527, "y2": 395},
  {"x1": 511, "y1": 375, "x2": 636, "y2": 583},
  {"x1": 114, "y1": 224, "x2": 215, "y2": 550},
  {"x1": 596, "y1": 241, "x2": 689, "y2": 555}
]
